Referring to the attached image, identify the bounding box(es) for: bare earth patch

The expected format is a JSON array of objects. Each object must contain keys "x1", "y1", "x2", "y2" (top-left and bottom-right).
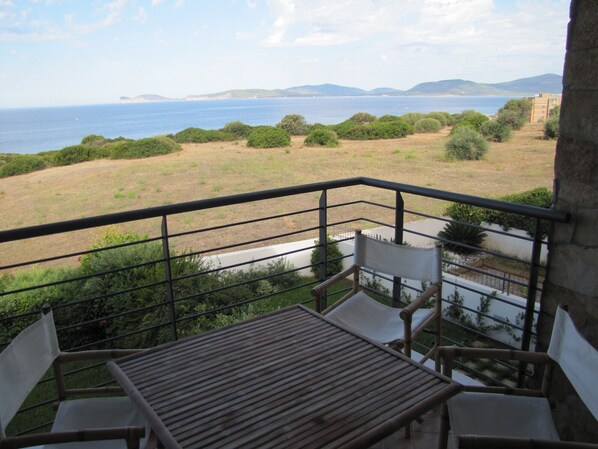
[{"x1": 0, "y1": 125, "x2": 556, "y2": 270}]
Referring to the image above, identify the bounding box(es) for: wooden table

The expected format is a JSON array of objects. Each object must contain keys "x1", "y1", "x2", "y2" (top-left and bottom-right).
[{"x1": 108, "y1": 305, "x2": 461, "y2": 449}]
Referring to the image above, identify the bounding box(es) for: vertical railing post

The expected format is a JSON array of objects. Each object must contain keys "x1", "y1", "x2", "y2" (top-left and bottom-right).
[
  {"x1": 318, "y1": 190, "x2": 328, "y2": 311},
  {"x1": 517, "y1": 218, "x2": 543, "y2": 386},
  {"x1": 161, "y1": 216, "x2": 178, "y2": 341},
  {"x1": 393, "y1": 191, "x2": 405, "y2": 308}
]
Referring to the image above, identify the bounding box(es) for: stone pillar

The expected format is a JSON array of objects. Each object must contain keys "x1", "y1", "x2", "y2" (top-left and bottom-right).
[{"x1": 538, "y1": 0, "x2": 598, "y2": 442}]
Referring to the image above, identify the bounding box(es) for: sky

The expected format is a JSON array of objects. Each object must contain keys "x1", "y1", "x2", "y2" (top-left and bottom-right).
[{"x1": 0, "y1": 0, "x2": 570, "y2": 108}]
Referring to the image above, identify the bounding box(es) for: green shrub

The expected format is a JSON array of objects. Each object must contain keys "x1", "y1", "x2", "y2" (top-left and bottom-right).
[
  {"x1": 496, "y1": 110, "x2": 525, "y2": 131},
  {"x1": 414, "y1": 118, "x2": 442, "y2": 133},
  {"x1": 486, "y1": 187, "x2": 553, "y2": 236},
  {"x1": 445, "y1": 203, "x2": 487, "y2": 225},
  {"x1": 52, "y1": 145, "x2": 95, "y2": 166},
  {"x1": 455, "y1": 110, "x2": 489, "y2": 131},
  {"x1": 449, "y1": 122, "x2": 477, "y2": 135},
  {"x1": 497, "y1": 99, "x2": 531, "y2": 130},
  {"x1": 247, "y1": 126, "x2": 291, "y2": 148},
  {"x1": 425, "y1": 112, "x2": 450, "y2": 127},
  {"x1": 0, "y1": 155, "x2": 47, "y2": 177},
  {"x1": 445, "y1": 127, "x2": 488, "y2": 160},
  {"x1": 220, "y1": 121, "x2": 253, "y2": 139},
  {"x1": 109, "y1": 136, "x2": 181, "y2": 159},
  {"x1": 310, "y1": 235, "x2": 344, "y2": 277},
  {"x1": 377, "y1": 114, "x2": 402, "y2": 122},
  {"x1": 343, "y1": 120, "x2": 413, "y2": 140},
  {"x1": 349, "y1": 112, "x2": 376, "y2": 125},
  {"x1": 480, "y1": 120, "x2": 512, "y2": 142},
  {"x1": 544, "y1": 116, "x2": 559, "y2": 139},
  {"x1": 438, "y1": 222, "x2": 487, "y2": 254},
  {"x1": 173, "y1": 128, "x2": 236, "y2": 143},
  {"x1": 81, "y1": 135, "x2": 130, "y2": 147},
  {"x1": 276, "y1": 114, "x2": 309, "y2": 135},
  {"x1": 304, "y1": 128, "x2": 339, "y2": 147},
  {"x1": 445, "y1": 187, "x2": 553, "y2": 237},
  {"x1": 330, "y1": 120, "x2": 359, "y2": 138},
  {"x1": 400, "y1": 112, "x2": 425, "y2": 126}
]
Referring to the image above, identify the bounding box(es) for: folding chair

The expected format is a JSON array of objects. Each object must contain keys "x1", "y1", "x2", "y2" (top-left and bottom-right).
[
  {"x1": 438, "y1": 304, "x2": 598, "y2": 449},
  {"x1": 0, "y1": 306, "x2": 148, "y2": 449},
  {"x1": 312, "y1": 230, "x2": 443, "y2": 368}
]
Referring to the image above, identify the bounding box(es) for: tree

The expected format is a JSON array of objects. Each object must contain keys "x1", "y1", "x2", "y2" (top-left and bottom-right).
[
  {"x1": 276, "y1": 114, "x2": 309, "y2": 135},
  {"x1": 496, "y1": 98, "x2": 532, "y2": 130}
]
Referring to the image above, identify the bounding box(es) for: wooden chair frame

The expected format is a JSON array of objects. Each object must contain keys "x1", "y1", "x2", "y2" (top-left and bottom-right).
[
  {"x1": 437, "y1": 346, "x2": 598, "y2": 449},
  {"x1": 0, "y1": 306, "x2": 147, "y2": 449}
]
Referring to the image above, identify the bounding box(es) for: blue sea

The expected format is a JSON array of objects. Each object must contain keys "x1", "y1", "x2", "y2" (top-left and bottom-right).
[{"x1": 0, "y1": 96, "x2": 518, "y2": 154}]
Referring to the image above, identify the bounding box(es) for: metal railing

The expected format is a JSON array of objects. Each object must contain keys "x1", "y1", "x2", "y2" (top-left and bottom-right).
[{"x1": 0, "y1": 177, "x2": 569, "y2": 435}]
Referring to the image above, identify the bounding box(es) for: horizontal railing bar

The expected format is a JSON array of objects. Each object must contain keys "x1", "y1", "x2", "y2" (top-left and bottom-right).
[
  {"x1": 166, "y1": 206, "x2": 321, "y2": 240},
  {"x1": 446, "y1": 261, "x2": 531, "y2": 290},
  {"x1": 404, "y1": 208, "x2": 543, "y2": 244},
  {"x1": 0, "y1": 257, "x2": 166, "y2": 298},
  {"x1": 0, "y1": 177, "x2": 569, "y2": 243},
  {"x1": 359, "y1": 178, "x2": 568, "y2": 222},
  {"x1": 442, "y1": 278, "x2": 534, "y2": 316},
  {"x1": 69, "y1": 321, "x2": 170, "y2": 351},
  {"x1": 175, "y1": 279, "x2": 319, "y2": 324},
  {"x1": 0, "y1": 235, "x2": 162, "y2": 272},
  {"x1": 171, "y1": 245, "x2": 316, "y2": 284},
  {"x1": 58, "y1": 300, "x2": 169, "y2": 333}
]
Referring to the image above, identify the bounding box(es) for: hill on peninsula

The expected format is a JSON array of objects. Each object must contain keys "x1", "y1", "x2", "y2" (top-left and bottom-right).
[{"x1": 121, "y1": 74, "x2": 562, "y2": 103}]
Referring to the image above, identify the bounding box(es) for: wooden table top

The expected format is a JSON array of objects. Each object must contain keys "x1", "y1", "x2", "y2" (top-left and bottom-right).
[{"x1": 108, "y1": 305, "x2": 461, "y2": 449}]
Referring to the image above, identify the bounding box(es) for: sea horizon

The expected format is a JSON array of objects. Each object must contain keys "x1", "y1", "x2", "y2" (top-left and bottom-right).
[{"x1": 0, "y1": 95, "x2": 521, "y2": 154}]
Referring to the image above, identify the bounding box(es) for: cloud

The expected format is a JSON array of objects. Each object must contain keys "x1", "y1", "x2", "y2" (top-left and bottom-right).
[
  {"x1": 133, "y1": 6, "x2": 147, "y2": 22},
  {"x1": 261, "y1": 0, "x2": 415, "y2": 47},
  {"x1": 152, "y1": 0, "x2": 166, "y2": 6},
  {"x1": 246, "y1": 0, "x2": 258, "y2": 8}
]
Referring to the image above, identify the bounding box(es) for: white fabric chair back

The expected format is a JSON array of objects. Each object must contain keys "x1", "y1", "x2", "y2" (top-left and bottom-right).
[
  {"x1": 0, "y1": 310, "x2": 60, "y2": 437},
  {"x1": 547, "y1": 306, "x2": 598, "y2": 420},
  {"x1": 354, "y1": 232, "x2": 442, "y2": 283}
]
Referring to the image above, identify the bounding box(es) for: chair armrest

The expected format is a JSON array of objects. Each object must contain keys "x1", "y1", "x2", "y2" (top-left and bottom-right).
[
  {"x1": 57, "y1": 349, "x2": 145, "y2": 363},
  {"x1": 0, "y1": 426, "x2": 145, "y2": 449},
  {"x1": 311, "y1": 265, "x2": 358, "y2": 296},
  {"x1": 458, "y1": 435, "x2": 598, "y2": 449},
  {"x1": 400, "y1": 282, "x2": 440, "y2": 319},
  {"x1": 311, "y1": 265, "x2": 359, "y2": 312}
]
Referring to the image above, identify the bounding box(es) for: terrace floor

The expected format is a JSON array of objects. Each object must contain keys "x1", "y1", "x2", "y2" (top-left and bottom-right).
[{"x1": 372, "y1": 407, "x2": 448, "y2": 449}]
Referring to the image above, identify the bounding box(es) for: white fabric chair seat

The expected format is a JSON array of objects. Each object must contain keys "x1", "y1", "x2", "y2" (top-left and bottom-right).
[
  {"x1": 325, "y1": 291, "x2": 434, "y2": 344},
  {"x1": 447, "y1": 392, "x2": 560, "y2": 443},
  {"x1": 42, "y1": 397, "x2": 148, "y2": 449}
]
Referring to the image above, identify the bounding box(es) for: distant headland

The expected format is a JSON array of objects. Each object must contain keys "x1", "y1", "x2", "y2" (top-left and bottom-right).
[{"x1": 120, "y1": 74, "x2": 562, "y2": 104}]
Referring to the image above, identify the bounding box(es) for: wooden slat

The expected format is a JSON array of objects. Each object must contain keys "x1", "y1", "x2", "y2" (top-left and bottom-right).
[{"x1": 109, "y1": 305, "x2": 462, "y2": 449}]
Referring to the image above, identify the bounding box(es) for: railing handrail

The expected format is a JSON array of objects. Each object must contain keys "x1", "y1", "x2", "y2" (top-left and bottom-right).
[{"x1": 0, "y1": 177, "x2": 569, "y2": 243}]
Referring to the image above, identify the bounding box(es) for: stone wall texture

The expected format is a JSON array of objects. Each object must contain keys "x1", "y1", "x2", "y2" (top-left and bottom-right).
[{"x1": 539, "y1": 0, "x2": 598, "y2": 442}]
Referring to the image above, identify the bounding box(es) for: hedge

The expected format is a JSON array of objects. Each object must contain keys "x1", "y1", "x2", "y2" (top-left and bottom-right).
[
  {"x1": 109, "y1": 136, "x2": 181, "y2": 159},
  {"x1": 174, "y1": 128, "x2": 236, "y2": 143},
  {"x1": 0, "y1": 155, "x2": 47, "y2": 177},
  {"x1": 445, "y1": 187, "x2": 553, "y2": 237}
]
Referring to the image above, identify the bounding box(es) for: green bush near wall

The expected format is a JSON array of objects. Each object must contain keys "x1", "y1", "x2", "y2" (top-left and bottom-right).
[{"x1": 445, "y1": 187, "x2": 553, "y2": 237}]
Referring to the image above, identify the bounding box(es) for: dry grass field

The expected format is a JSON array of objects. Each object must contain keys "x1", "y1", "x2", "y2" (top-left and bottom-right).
[{"x1": 0, "y1": 124, "x2": 556, "y2": 270}]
